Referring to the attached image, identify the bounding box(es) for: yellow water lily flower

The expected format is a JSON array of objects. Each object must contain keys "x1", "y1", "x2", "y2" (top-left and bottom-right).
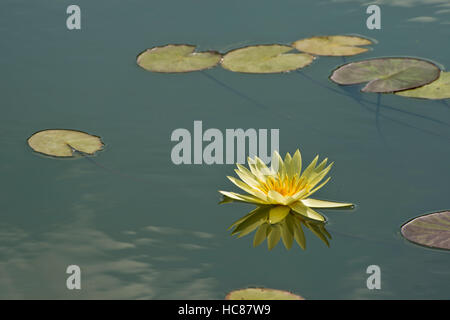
[
  {"x1": 220, "y1": 149, "x2": 353, "y2": 221},
  {"x1": 219, "y1": 149, "x2": 354, "y2": 250}
]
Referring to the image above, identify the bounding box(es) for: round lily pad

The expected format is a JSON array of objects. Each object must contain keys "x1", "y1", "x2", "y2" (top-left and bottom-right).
[
  {"x1": 137, "y1": 44, "x2": 222, "y2": 73},
  {"x1": 221, "y1": 45, "x2": 314, "y2": 74},
  {"x1": 27, "y1": 129, "x2": 104, "y2": 157},
  {"x1": 401, "y1": 210, "x2": 450, "y2": 250},
  {"x1": 396, "y1": 71, "x2": 450, "y2": 100},
  {"x1": 330, "y1": 57, "x2": 441, "y2": 93},
  {"x1": 292, "y1": 35, "x2": 372, "y2": 56},
  {"x1": 226, "y1": 288, "x2": 304, "y2": 300}
]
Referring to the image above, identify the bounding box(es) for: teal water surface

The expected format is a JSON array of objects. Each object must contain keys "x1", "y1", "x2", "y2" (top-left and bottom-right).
[{"x1": 0, "y1": 0, "x2": 449, "y2": 299}]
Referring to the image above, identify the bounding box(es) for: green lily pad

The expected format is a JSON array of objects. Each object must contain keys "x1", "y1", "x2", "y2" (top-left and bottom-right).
[
  {"x1": 137, "y1": 44, "x2": 222, "y2": 73},
  {"x1": 396, "y1": 72, "x2": 450, "y2": 100},
  {"x1": 221, "y1": 45, "x2": 314, "y2": 74},
  {"x1": 226, "y1": 288, "x2": 304, "y2": 300},
  {"x1": 330, "y1": 58, "x2": 441, "y2": 93},
  {"x1": 27, "y1": 129, "x2": 104, "y2": 157},
  {"x1": 401, "y1": 210, "x2": 450, "y2": 250},
  {"x1": 292, "y1": 35, "x2": 372, "y2": 56}
]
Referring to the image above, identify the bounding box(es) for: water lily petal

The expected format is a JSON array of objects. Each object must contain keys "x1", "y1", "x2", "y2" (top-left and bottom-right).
[
  {"x1": 300, "y1": 155, "x2": 319, "y2": 180},
  {"x1": 301, "y1": 198, "x2": 353, "y2": 208},
  {"x1": 248, "y1": 159, "x2": 268, "y2": 181},
  {"x1": 247, "y1": 157, "x2": 259, "y2": 173},
  {"x1": 284, "y1": 152, "x2": 292, "y2": 163},
  {"x1": 286, "y1": 189, "x2": 308, "y2": 204},
  {"x1": 267, "y1": 190, "x2": 289, "y2": 205},
  {"x1": 236, "y1": 163, "x2": 259, "y2": 180},
  {"x1": 285, "y1": 189, "x2": 308, "y2": 205},
  {"x1": 227, "y1": 176, "x2": 268, "y2": 201},
  {"x1": 269, "y1": 206, "x2": 291, "y2": 224},
  {"x1": 227, "y1": 175, "x2": 252, "y2": 191},
  {"x1": 307, "y1": 163, "x2": 333, "y2": 188},
  {"x1": 219, "y1": 191, "x2": 268, "y2": 205},
  {"x1": 314, "y1": 158, "x2": 328, "y2": 173},
  {"x1": 304, "y1": 177, "x2": 331, "y2": 198},
  {"x1": 234, "y1": 169, "x2": 261, "y2": 190},
  {"x1": 271, "y1": 151, "x2": 285, "y2": 176},
  {"x1": 237, "y1": 163, "x2": 270, "y2": 186},
  {"x1": 291, "y1": 149, "x2": 302, "y2": 176},
  {"x1": 289, "y1": 201, "x2": 325, "y2": 222},
  {"x1": 284, "y1": 153, "x2": 294, "y2": 177},
  {"x1": 255, "y1": 156, "x2": 272, "y2": 176}
]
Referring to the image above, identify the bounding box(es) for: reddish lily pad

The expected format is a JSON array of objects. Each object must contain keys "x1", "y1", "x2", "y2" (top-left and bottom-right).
[
  {"x1": 401, "y1": 210, "x2": 450, "y2": 250},
  {"x1": 330, "y1": 57, "x2": 441, "y2": 93}
]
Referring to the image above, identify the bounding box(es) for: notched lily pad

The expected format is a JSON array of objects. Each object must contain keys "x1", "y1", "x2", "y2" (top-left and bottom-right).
[
  {"x1": 137, "y1": 44, "x2": 222, "y2": 73},
  {"x1": 221, "y1": 44, "x2": 314, "y2": 74},
  {"x1": 27, "y1": 129, "x2": 104, "y2": 157},
  {"x1": 292, "y1": 35, "x2": 372, "y2": 56},
  {"x1": 396, "y1": 71, "x2": 450, "y2": 100},
  {"x1": 401, "y1": 210, "x2": 450, "y2": 250},
  {"x1": 226, "y1": 288, "x2": 304, "y2": 300},
  {"x1": 330, "y1": 57, "x2": 441, "y2": 93}
]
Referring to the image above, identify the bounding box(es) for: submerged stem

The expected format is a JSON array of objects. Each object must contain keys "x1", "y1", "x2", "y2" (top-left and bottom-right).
[
  {"x1": 200, "y1": 71, "x2": 294, "y2": 121},
  {"x1": 68, "y1": 145, "x2": 147, "y2": 182},
  {"x1": 328, "y1": 227, "x2": 402, "y2": 247},
  {"x1": 297, "y1": 71, "x2": 450, "y2": 142},
  {"x1": 200, "y1": 71, "x2": 267, "y2": 111},
  {"x1": 375, "y1": 93, "x2": 389, "y2": 148}
]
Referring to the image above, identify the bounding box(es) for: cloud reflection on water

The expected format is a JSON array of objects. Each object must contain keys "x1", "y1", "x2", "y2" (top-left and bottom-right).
[
  {"x1": 327, "y1": 0, "x2": 450, "y2": 24},
  {"x1": 0, "y1": 196, "x2": 219, "y2": 299}
]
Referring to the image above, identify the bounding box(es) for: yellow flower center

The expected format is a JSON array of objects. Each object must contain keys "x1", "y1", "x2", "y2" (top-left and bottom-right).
[{"x1": 257, "y1": 174, "x2": 309, "y2": 196}]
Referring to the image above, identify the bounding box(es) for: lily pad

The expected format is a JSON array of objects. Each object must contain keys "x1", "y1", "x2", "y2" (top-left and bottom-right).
[
  {"x1": 396, "y1": 71, "x2": 450, "y2": 100},
  {"x1": 137, "y1": 44, "x2": 222, "y2": 73},
  {"x1": 27, "y1": 129, "x2": 104, "y2": 157},
  {"x1": 292, "y1": 35, "x2": 372, "y2": 56},
  {"x1": 401, "y1": 210, "x2": 450, "y2": 250},
  {"x1": 221, "y1": 45, "x2": 314, "y2": 74},
  {"x1": 330, "y1": 58, "x2": 441, "y2": 93},
  {"x1": 226, "y1": 288, "x2": 304, "y2": 300}
]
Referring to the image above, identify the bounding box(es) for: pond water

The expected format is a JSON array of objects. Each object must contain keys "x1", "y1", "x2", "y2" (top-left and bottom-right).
[{"x1": 0, "y1": 0, "x2": 449, "y2": 299}]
